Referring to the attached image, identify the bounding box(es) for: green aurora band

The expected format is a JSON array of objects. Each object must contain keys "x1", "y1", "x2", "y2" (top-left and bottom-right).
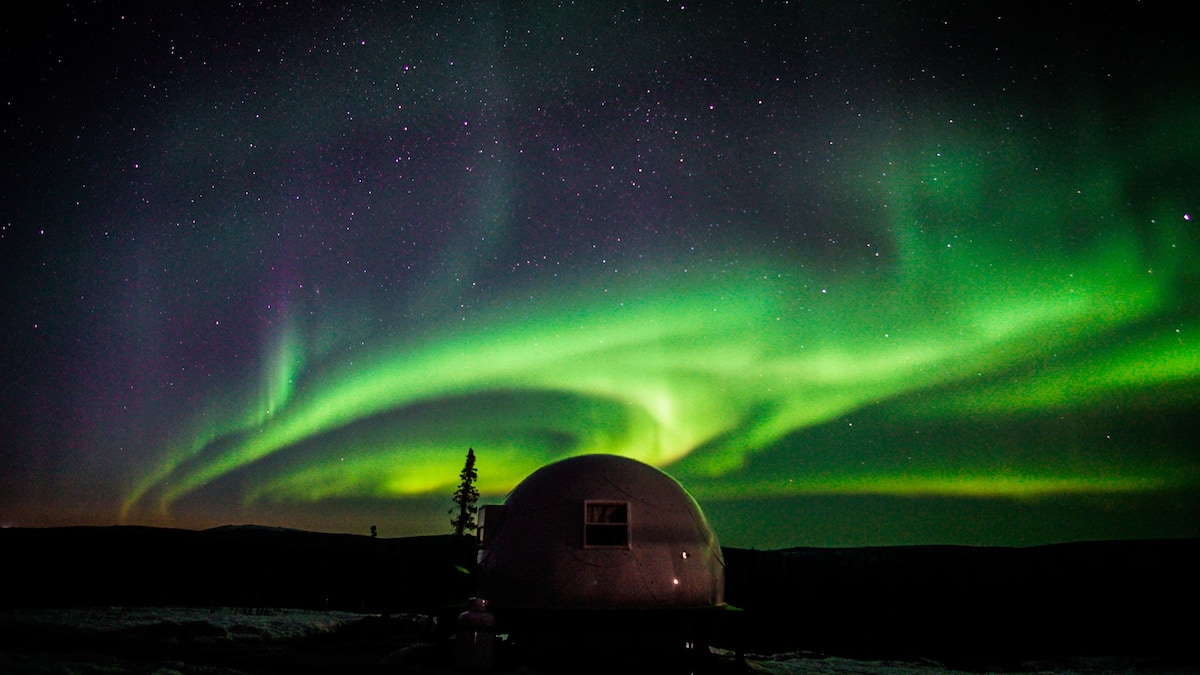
[{"x1": 122, "y1": 111, "x2": 1200, "y2": 522}]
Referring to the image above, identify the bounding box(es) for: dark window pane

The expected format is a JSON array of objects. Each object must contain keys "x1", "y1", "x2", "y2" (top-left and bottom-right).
[{"x1": 584, "y1": 501, "x2": 629, "y2": 547}]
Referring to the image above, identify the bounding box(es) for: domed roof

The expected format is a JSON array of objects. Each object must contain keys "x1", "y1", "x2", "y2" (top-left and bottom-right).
[{"x1": 478, "y1": 454, "x2": 724, "y2": 610}]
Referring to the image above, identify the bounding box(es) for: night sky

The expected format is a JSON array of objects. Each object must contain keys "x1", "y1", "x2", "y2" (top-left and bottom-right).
[{"x1": 3, "y1": 1, "x2": 1197, "y2": 549}]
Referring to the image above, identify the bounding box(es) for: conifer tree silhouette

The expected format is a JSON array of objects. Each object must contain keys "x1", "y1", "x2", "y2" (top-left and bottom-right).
[{"x1": 450, "y1": 447, "x2": 480, "y2": 537}]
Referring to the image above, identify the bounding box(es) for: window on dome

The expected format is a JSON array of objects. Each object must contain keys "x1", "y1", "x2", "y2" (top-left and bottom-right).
[{"x1": 583, "y1": 501, "x2": 629, "y2": 548}]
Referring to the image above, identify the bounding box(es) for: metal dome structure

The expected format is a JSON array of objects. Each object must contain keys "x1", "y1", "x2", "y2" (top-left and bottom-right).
[{"x1": 476, "y1": 454, "x2": 725, "y2": 611}]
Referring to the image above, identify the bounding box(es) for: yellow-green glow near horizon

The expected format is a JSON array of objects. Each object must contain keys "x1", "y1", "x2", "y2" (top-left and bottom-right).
[
  {"x1": 122, "y1": 119, "x2": 1200, "y2": 520},
  {"x1": 691, "y1": 471, "x2": 1175, "y2": 501}
]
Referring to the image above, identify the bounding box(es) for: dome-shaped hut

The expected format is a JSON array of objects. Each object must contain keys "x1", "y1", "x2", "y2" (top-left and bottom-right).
[{"x1": 477, "y1": 454, "x2": 725, "y2": 611}]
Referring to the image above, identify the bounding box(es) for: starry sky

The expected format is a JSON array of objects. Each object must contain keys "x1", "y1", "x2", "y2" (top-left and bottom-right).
[{"x1": 2, "y1": 1, "x2": 1197, "y2": 549}]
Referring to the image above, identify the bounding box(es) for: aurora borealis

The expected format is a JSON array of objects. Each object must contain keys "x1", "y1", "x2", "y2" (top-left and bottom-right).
[{"x1": 2, "y1": 2, "x2": 1197, "y2": 548}]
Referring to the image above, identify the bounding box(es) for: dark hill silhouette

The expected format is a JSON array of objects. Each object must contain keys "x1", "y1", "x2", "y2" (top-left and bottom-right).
[
  {"x1": 0, "y1": 525, "x2": 475, "y2": 613},
  {"x1": 722, "y1": 538, "x2": 1199, "y2": 668},
  {"x1": 2, "y1": 526, "x2": 1195, "y2": 666}
]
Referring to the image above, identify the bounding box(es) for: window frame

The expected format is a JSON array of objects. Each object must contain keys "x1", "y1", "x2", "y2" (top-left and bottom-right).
[{"x1": 582, "y1": 500, "x2": 631, "y2": 549}]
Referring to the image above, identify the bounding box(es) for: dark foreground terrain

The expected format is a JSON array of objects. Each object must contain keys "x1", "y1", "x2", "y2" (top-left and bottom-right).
[{"x1": 0, "y1": 526, "x2": 1196, "y2": 673}]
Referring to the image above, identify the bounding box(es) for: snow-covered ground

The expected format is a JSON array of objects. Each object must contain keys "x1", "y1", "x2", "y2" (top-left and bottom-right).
[
  {"x1": 0, "y1": 605, "x2": 367, "y2": 641},
  {"x1": 0, "y1": 607, "x2": 1191, "y2": 674},
  {"x1": 0, "y1": 606, "x2": 426, "y2": 674},
  {"x1": 737, "y1": 652, "x2": 1193, "y2": 675}
]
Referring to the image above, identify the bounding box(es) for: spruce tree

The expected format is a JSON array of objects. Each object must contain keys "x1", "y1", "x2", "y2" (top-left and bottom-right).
[{"x1": 450, "y1": 447, "x2": 479, "y2": 537}]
